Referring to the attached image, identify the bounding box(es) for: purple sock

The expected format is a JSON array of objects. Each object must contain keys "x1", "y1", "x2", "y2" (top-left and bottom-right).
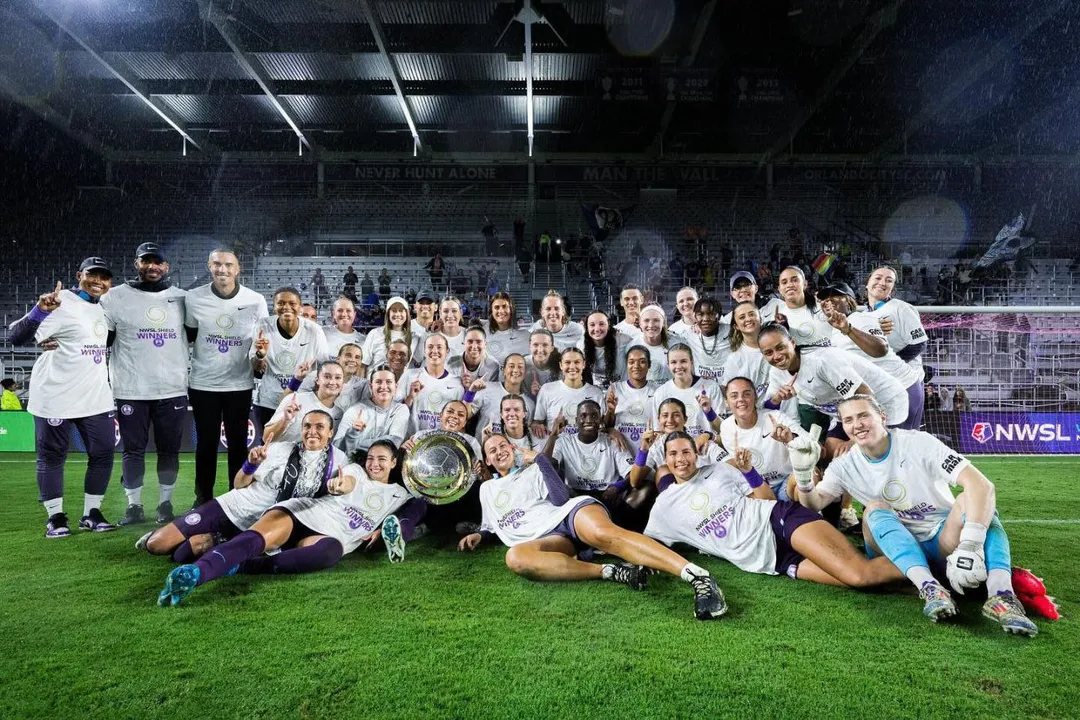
[
  {"x1": 241, "y1": 537, "x2": 343, "y2": 575},
  {"x1": 172, "y1": 540, "x2": 196, "y2": 564},
  {"x1": 194, "y1": 530, "x2": 266, "y2": 585},
  {"x1": 398, "y1": 499, "x2": 427, "y2": 542}
]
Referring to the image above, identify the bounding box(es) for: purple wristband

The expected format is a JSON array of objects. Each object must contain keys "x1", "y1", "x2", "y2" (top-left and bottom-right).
[
  {"x1": 462, "y1": 390, "x2": 476, "y2": 403},
  {"x1": 29, "y1": 306, "x2": 52, "y2": 322},
  {"x1": 742, "y1": 468, "x2": 765, "y2": 489},
  {"x1": 610, "y1": 479, "x2": 630, "y2": 491},
  {"x1": 634, "y1": 449, "x2": 649, "y2": 467},
  {"x1": 241, "y1": 460, "x2": 260, "y2": 476},
  {"x1": 704, "y1": 408, "x2": 718, "y2": 422},
  {"x1": 287, "y1": 377, "x2": 303, "y2": 392},
  {"x1": 763, "y1": 398, "x2": 781, "y2": 410}
]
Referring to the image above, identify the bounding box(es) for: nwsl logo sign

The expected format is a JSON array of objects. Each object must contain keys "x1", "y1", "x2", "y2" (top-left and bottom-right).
[{"x1": 960, "y1": 413, "x2": 1080, "y2": 454}]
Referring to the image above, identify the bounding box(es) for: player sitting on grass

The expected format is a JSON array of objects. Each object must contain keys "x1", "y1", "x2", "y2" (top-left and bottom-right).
[
  {"x1": 644, "y1": 432, "x2": 905, "y2": 588},
  {"x1": 791, "y1": 394, "x2": 1039, "y2": 636},
  {"x1": 156, "y1": 441, "x2": 421, "y2": 607},
  {"x1": 138, "y1": 410, "x2": 350, "y2": 563},
  {"x1": 458, "y1": 434, "x2": 728, "y2": 620}
]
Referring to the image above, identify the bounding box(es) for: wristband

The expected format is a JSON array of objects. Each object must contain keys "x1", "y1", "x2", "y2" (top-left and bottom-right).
[
  {"x1": 741, "y1": 468, "x2": 764, "y2": 489},
  {"x1": 240, "y1": 460, "x2": 260, "y2": 476},
  {"x1": 610, "y1": 479, "x2": 630, "y2": 491},
  {"x1": 287, "y1": 377, "x2": 302, "y2": 392},
  {"x1": 462, "y1": 390, "x2": 476, "y2": 403},
  {"x1": 959, "y1": 522, "x2": 987, "y2": 546},
  {"x1": 763, "y1": 398, "x2": 781, "y2": 410},
  {"x1": 29, "y1": 306, "x2": 52, "y2": 322},
  {"x1": 634, "y1": 449, "x2": 649, "y2": 467},
  {"x1": 704, "y1": 408, "x2": 718, "y2": 422}
]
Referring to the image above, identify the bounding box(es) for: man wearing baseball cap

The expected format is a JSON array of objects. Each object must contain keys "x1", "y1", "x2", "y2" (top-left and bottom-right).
[
  {"x1": 722, "y1": 270, "x2": 782, "y2": 325},
  {"x1": 6, "y1": 258, "x2": 118, "y2": 538},
  {"x1": 99, "y1": 242, "x2": 189, "y2": 526}
]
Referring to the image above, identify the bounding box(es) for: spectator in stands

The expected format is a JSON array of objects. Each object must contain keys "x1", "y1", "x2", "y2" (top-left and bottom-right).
[
  {"x1": 342, "y1": 265, "x2": 358, "y2": 300},
  {"x1": 925, "y1": 383, "x2": 941, "y2": 411},
  {"x1": 954, "y1": 387, "x2": 972, "y2": 411},
  {"x1": 425, "y1": 252, "x2": 445, "y2": 291},
  {"x1": 1, "y1": 378, "x2": 22, "y2": 410},
  {"x1": 300, "y1": 304, "x2": 318, "y2": 322},
  {"x1": 516, "y1": 242, "x2": 532, "y2": 281},
  {"x1": 513, "y1": 217, "x2": 526, "y2": 253},
  {"x1": 539, "y1": 230, "x2": 554, "y2": 261},
  {"x1": 769, "y1": 243, "x2": 781, "y2": 266},
  {"x1": 378, "y1": 268, "x2": 392, "y2": 303},
  {"x1": 361, "y1": 272, "x2": 374, "y2": 299},
  {"x1": 482, "y1": 216, "x2": 499, "y2": 257},
  {"x1": 311, "y1": 268, "x2": 327, "y2": 309}
]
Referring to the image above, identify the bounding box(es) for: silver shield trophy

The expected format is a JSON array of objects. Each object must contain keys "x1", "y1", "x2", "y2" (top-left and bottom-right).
[{"x1": 403, "y1": 430, "x2": 477, "y2": 505}]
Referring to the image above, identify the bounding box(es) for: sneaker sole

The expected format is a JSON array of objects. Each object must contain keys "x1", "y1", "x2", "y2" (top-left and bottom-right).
[
  {"x1": 383, "y1": 516, "x2": 406, "y2": 564},
  {"x1": 160, "y1": 566, "x2": 200, "y2": 607},
  {"x1": 696, "y1": 606, "x2": 728, "y2": 620},
  {"x1": 45, "y1": 530, "x2": 71, "y2": 539},
  {"x1": 981, "y1": 608, "x2": 1038, "y2": 637},
  {"x1": 135, "y1": 530, "x2": 154, "y2": 552}
]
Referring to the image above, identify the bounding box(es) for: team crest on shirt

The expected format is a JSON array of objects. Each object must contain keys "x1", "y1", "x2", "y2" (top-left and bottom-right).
[
  {"x1": 364, "y1": 493, "x2": 384, "y2": 511},
  {"x1": 120, "y1": 404, "x2": 134, "y2": 416},
  {"x1": 747, "y1": 447, "x2": 764, "y2": 468},
  {"x1": 92, "y1": 319, "x2": 107, "y2": 338},
  {"x1": 794, "y1": 322, "x2": 814, "y2": 339},
  {"x1": 184, "y1": 512, "x2": 202, "y2": 526},
  {"x1": 279, "y1": 351, "x2": 296, "y2": 370},
  {"x1": 494, "y1": 490, "x2": 511, "y2": 509},
  {"x1": 490, "y1": 340, "x2": 503, "y2": 354},
  {"x1": 581, "y1": 456, "x2": 600, "y2": 476},
  {"x1": 881, "y1": 479, "x2": 908, "y2": 506},
  {"x1": 216, "y1": 314, "x2": 235, "y2": 330},
  {"x1": 145, "y1": 305, "x2": 167, "y2": 326},
  {"x1": 688, "y1": 491, "x2": 710, "y2": 512},
  {"x1": 627, "y1": 402, "x2": 645, "y2": 417}
]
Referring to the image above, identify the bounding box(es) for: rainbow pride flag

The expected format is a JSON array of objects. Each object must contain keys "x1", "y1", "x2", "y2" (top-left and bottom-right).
[{"x1": 811, "y1": 253, "x2": 835, "y2": 276}]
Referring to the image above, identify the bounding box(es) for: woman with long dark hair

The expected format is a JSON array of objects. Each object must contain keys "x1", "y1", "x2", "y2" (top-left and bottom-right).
[
  {"x1": 579, "y1": 310, "x2": 626, "y2": 389},
  {"x1": 775, "y1": 266, "x2": 832, "y2": 353},
  {"x1": 484, "y1": 291, "x2": 530, "y2": 363}
]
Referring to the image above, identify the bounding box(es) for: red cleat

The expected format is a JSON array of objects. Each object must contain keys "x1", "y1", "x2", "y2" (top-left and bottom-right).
[
  {"x1": 1018, "y1": 592, "x2": 1061, "y2": 621},
  {"x1": 1012, "y1": 567, "x2": 1047, "y2": 597}
]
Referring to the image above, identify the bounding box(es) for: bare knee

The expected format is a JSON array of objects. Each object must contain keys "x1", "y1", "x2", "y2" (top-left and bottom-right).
[
  {"x1": 504, "y1": 547, "x2": 532, "y2": 577},
  {"x1": 146, "y1": 527, "x2": 181, "y2": 555}
]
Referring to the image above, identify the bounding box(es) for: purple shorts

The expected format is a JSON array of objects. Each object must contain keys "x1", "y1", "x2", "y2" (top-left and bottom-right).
[
  {"x1": 543, "y1": 498, "x2": 605, "y2": 551},
  {"x1": 175, "y1": 500, "x2": 239, "y2": 540},
  {"x1": 769, "y1": 501, "x2": 824, "y2": 578}
]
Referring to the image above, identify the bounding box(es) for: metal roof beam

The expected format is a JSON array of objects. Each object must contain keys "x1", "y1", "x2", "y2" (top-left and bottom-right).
[
  {"x1": 63, "y1": 78, "x2": 596, "y2": 97},
  {"x1": 358, "y1": 0, "x2": 422, "y2": 153},
  {"x1": 199, "y1": 0, "x2": 313, "y2": 155},
  {"x1": 871, "y1": 0, "x2": 1069, "y2": 160},
  {"x1": 32, "y1": 1, "x2": 216, "y2": 156},
  {"x1": 760, "y1": 0, "x2": 902, "y2": 165}
]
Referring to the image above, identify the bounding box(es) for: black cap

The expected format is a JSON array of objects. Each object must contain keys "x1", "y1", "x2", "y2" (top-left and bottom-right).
[
  {"x1": 136, "y1": 242, "x2": 167, "y2": 262},
  {"x1": 79, "y1": 257, "x2": 113, "y2": 277},
  {"x1": 816, "y1": 282, "x2": 856, "y2": 301},
  {"x1": 416, "y1": 289, "x2": 437, "y2": 303}
]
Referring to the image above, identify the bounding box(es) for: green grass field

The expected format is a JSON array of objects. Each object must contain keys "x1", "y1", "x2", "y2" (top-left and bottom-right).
[{"x1": 1, "y1": 454, "x2": 1078, "y2": 719}]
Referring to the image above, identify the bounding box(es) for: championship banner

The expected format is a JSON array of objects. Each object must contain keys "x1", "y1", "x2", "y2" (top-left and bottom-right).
[
  {"x1": 0, "y1": 412, "x2": 35, "y2": 452},
  {"x1": 958, "y1": 412, "x2": 1080, "y2": 455}
]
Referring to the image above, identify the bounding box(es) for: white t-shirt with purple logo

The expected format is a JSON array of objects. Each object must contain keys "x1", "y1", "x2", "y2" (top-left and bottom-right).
[
  {"x1": 250, "y1": 317, "x2": 329, "y2": 410},
  {"x1": 185, "y1": 284, "x2": 268, "y2": 392},
  {"x1": 100, "y1": 284, "x2": 188, "y2": 400}
]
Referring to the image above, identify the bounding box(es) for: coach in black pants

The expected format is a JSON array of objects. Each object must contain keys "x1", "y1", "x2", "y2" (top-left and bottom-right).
[{"x1": 184, "y1": 249, "x2": 268, "y2": 506}]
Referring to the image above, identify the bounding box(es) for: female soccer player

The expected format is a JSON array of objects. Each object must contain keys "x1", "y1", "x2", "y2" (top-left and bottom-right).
[
  {"x1": 580, "y1": 310, "x2": 627, "y2": 389},
  {"x1": 532, "y1": 291, "x2": 584, "y2": 351},
  {"x1": 678, "y1": 296, "x2": 728, "y2": 381},
  {"x1": 604, "y1": 345, "x2": 657, "y2": 452},
  {"x1": 466, "y1": 353, "x2": 534, "y2": 441},
  {"x1": 437, "y1": 295, "x2": 467, "y2": 357},
  {"x1": 484, "y1": 292, "x2": 529, "y2": 363},
  {"x1": 396, "y1": 333, "x2": 463, "y2": 433},
  {"x1": 524, "y1": 328, "x2": 562, "y2": 395},
  {"x1": 250, "y1": 287, "x2": 329, "y2": 434},
  {"x1": 532, "y1": 347, "x2": 604, "y2": 438},
  {"x1": 775, "y1": 266, "x2": 833, "y2": 352},
  {"x1": 792, "y1": 395, "x2": 1038, "y2": 635},
  {"x1": 448, "y1": 325, "x2": 501, "y2": 382},
  {"x1": 155, "y1": 440, "x2": 422, "y2": 607},
  {"x1": 460, "y1": 434, "x2": 728, "y2": 620},
  {"x1": 8, "y1": 259, "x2": 117, "y2": 536},
  {"x1": 335, "y1": 365, "x2": 409, "y2": 461},
  {"x1": 668, "y1": 286, "x2": 699, "y2": 338},
  {"x1": 263, "y1": 361, "x2": 346, "y2": 445},
  {"x1": 628, "y1": 399, "x2": 729, "y2": 488},
  {"x1": 723, "y1": 301, "x2": 775, "y2": 405},
  {"x1": 645, "y1": 432, "x2": 906, "y2": 588},
  {"x1": 361, "y1": 296, "x2": 416, "y2": 371},
  {"x1": 637, "y1": 305, "x2": 673, "y2": 383},
  {"x1": 654, "y1": 343, "x2": 724, "y2": 439},
  {"x1": 494, "y1": 394, "x2": 538, "y2": 450},
  {"x1": 863, "y1": 265, "x2": 928, "y2": 374},
  {"x1": 297, "y1": 342, "x2": 366, "y2": 409},
  {"x1": 719, "y1": 377, "x2": 803, "y2": 500},
  {"x1": 721, "y1": 270, "x2": 782, "y2": 325},
  {"x1": 615, "y1": 285, "x2": 644, "y2": 338}
]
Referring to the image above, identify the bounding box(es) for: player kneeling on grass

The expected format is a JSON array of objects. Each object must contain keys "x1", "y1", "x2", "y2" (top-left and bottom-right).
[
  {"x1": 156, "y1": 440, "x2": 423, "y2": 607},
  {"x1": 139, "y1": 410, "x2": 348, "y2": 564},
  {"x1": 792, "y1": 394, "x2": 1038, "y2": 636},
  {"x1": 644, "y1": 432, "x2": 905, "y2": 587},
  {"x1": 459, "y1": 434, "x2": 727, "y2": 620}
]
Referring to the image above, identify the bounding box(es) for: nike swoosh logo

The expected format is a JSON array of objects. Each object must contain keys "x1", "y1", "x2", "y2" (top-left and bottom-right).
[
  {"x1": 167, "y1": 299, "x2": 177, "y2": 303},
  {"x1": 806, "y1": 378, "x2": 814, "y2": 383},
  {"x1": 237, "y1": 306, "x2": 249, "y2": 310},
  {"x1": 174, "y1": 405, "x2": 187, "y2": 410},
  {"x1": 299, "y1": 342, "x2": 309, "y2": 347}
]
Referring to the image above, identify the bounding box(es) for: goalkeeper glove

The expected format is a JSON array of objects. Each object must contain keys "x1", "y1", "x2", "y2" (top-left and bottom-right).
[
  {"x1": 945, "y1": 522, "x2": 988, "y2": 595},
  {"x1": 787, "y1": 424, "x2": 822, "y2": 494}
]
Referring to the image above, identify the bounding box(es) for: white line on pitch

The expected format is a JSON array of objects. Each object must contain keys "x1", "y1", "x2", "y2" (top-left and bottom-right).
[{"x1": 1003, "y1": 519, "x2": 1080, "y2": 525}]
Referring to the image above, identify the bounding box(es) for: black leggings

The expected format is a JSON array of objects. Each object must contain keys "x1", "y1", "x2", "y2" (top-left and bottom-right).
[{"x1": 188, "y1": 387, "x2": 253, "y2": 502}]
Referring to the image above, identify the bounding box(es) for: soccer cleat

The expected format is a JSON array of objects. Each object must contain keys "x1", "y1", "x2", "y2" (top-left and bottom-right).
[
  {"x1": 1011, "y1": 567, "x2": 1047, "y2": 597},
  {"x1": 918, "y1": 581, "x2": 958, "y2": 622},
  {"x1": 155, "y1": 501, "x2": 175, "y2": 524},
  {"x1": 135, "y1": 530, "x2": 154, "y2": 552},
  {"x1": 607, "y1": 562, "x2": 649, "y2": 591},
  {"x1": 455, "y1": 521, "x2": 482, "y2": 535},
  {"x1": 79, "y1": 508, "x2": 117, "y2": 533},
  {"x1": 982, "y1": 591, "x2": 1039, "y2": 637},
  {"x1": 157, "y1": 564, "x2": 200, "y2": 607},
  {"x1": 839, "y1": 507, "x2": 860, "y2": 530},
  {"x1": 45, "y1": 513, "x2": 71, "y2": 539},
  {"x1": 1018, "y1": 592, "x2": 1061, "y2": 622},
  {"x1": 118, "y1": 504, "x2": 145, "y2": 526},
  {"x1": 688, "y1": 572, "x2": 727, "y2": 620},
  {"x1": 382, "y1": 515, "x2": 406, "y2": 564}
]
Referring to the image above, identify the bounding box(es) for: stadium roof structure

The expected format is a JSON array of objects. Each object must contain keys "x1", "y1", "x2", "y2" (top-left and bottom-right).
[{"x1": 2, "y1": 0, "x2": 1080, "y2": 164}]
